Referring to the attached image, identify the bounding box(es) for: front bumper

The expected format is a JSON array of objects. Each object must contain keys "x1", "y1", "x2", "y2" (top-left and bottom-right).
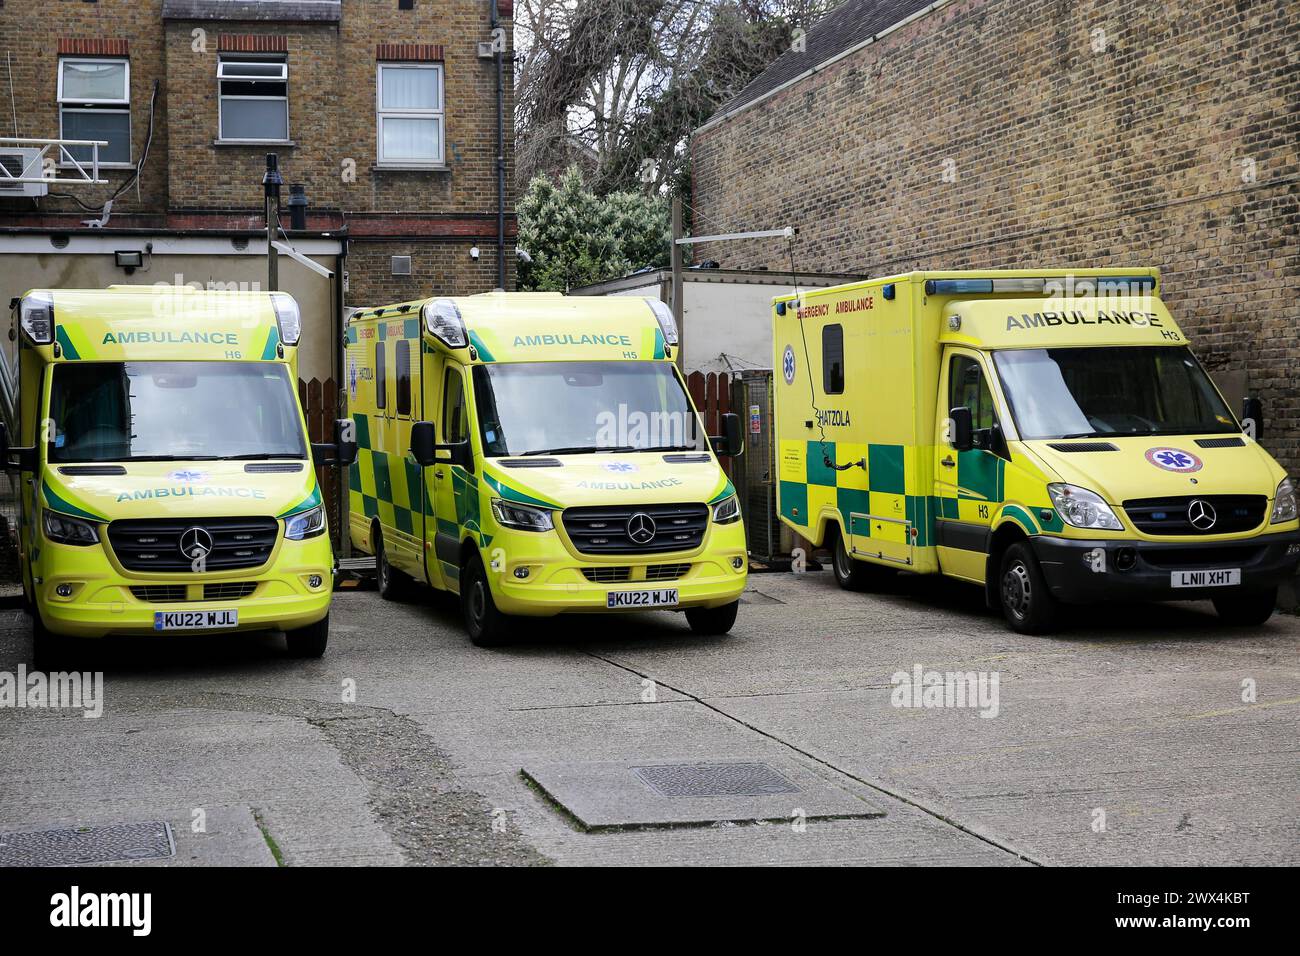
[
  {"x1": 487, "y1": 520, "x2": 749, "y2": 617},
  {"x1": 34, "y1": 535, "x2": 333, "y2": 638},
  {"x1": 1031, "y1": 530, "x2": 1300, "y2": 604}
]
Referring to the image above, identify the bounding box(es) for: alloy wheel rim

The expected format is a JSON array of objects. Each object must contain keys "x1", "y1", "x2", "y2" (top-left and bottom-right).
[{"x1": 1003, "y1": 562, "x2": 1031, "y2": 619}]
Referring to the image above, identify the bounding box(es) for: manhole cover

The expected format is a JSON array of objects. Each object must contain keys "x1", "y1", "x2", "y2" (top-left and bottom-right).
[
  {"x1": 0, "y1": 822, "x2": 175, "y2": 867},
  {"x1": 633, "y1": 762, "x2": 800, "y2": 798}
]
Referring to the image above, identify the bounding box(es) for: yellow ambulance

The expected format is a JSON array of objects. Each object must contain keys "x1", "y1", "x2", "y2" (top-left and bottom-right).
[
  {"x1": 344, "y1": 292, "x2": 747, "y2": 646},
  {"x1": 773, "y1": 269, "x2": 1300, "y2": 633},
  {"x1": 3, "y1": 286, "x2": 355, "y2": 666}
]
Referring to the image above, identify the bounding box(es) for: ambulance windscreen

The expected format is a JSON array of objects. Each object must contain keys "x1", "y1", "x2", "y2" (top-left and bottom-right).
[
  {"x1": 472, "y1": 361, "x2": 705, "y2": 457},
  {"x1": 48, "y1": 361, "x2": 308, "y2": 462},
  {"x1": 992, "y1": 346, "x2": 1239, "y2": 441}
]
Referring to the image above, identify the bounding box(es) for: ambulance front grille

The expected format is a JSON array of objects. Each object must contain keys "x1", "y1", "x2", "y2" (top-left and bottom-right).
[
  {"x1": 1122, "y1": 495, "x2": 1267, "y2": 536},
  {"x1": 108, "y1": 517, "x2": 279, "y2": 571},
  {"x1": 562, "y1": 503, "x2": 709, "y2": 555}
]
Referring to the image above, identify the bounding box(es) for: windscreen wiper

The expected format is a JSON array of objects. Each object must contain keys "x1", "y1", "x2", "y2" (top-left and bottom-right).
[
  {"x1": 519, "y1": 446, "x2": 636, "y2": 456},
  {"x1": 109, "y1": 455, "x2": 221, "y2": 461},
  {"x1": 221, "y1": 453, "x2": 308, "y2": 460}
]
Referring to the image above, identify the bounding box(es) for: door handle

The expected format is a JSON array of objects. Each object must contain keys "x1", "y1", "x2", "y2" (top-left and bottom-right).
[
  {"x1": 941, "y1": 456, "x2": 956, "y2": 468},
  {"x1": 433, "y1": 469, "x2": 445, "y2": 480}
]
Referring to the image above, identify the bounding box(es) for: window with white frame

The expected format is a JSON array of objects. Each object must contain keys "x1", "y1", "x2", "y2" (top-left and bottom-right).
[
  {"x1": 58, "y1": 58, "x2": 131, "y2": 165},
  {"x1": 218, "y1": 56, "x2": 289, "y2": 141},
  {"x1": 376, "y1": 63, "x2": 444, "y2": 166}
]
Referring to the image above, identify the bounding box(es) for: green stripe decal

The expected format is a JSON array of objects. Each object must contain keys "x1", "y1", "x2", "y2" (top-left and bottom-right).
[
  {"x1": 653, "y1": 328, "x2": 666, "y2": 360},
  {"x1": 483, "y1": 473, "x2": 558, "y2": 509},
  {"x1": 261, "y1": 325, "x2": 280, "y2": 360},
  {"x1": 277, "y1": 485, "x2": 322, "y2": 519},
  {"x1": 42, "y1": 481, "x2": 106, "y2": 522},
  {"x1": 55, "y1": 327, "x2": 81, "y2": 360},
  {"x1": 708, "y1": 479, "x2": 736, "y2": 504},
  {"x1": 469, "y1": 330, "x2": 495, "y2": 362},
  {"x1": 1001, "y1": 504, "x2": 1041, "y2": 535}
]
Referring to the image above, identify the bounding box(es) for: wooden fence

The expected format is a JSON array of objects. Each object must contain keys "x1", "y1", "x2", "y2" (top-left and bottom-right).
[
  {"x1": 685, "y1": 370, "x2": 735, "y2": 476},
  {"x1": 299, "y1": 377, "x2": 344, "y2": 547}
]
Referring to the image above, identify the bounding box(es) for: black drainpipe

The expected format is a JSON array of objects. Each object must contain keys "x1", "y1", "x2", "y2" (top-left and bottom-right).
[{"x1": 492, "y1": 0, "x2": 506, "y2": 289}]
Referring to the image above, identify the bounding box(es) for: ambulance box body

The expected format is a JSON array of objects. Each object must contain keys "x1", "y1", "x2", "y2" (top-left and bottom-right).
[
  {"x1": 772, "y1": 269, "x2": 1299, "y2": 632},
  {"x1": 5, "y1": 286, "x2": 355, "y2": 665},
  {"x1": 345, "y1": 292, "x2": 747, "y2": 646}
]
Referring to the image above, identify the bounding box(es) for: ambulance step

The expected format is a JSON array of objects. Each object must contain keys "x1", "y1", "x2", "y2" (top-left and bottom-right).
[{"x1": 336, "y1": 556, "x2": 376, "y2": 571}]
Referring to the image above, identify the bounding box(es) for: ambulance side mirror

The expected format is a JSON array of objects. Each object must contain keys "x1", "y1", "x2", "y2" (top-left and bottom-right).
[
  {"x1": 949, "y1": 407, "x2": 974, "y2": 453},
  {"x1": 1242, "y1": 397, "x2": 1264, "y2": 440},
  {"x1": 0, "y1": 421, "x2": 36, "y2": 472},
  {"x1": 410, "y1": 421, "x2": 438, "y2": 467},
  {"x1": 334, "y1": 418, "x2": 358, "y2": 467},
  {"x1": 711, "y1": 412, "x2": 744, "y2": 458}
]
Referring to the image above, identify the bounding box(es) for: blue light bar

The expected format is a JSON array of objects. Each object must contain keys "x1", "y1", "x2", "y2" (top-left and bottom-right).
[
  {"x1": 924, "y1": 279, "x2": 993, "y2": 296},
  {"x1": 1095, "y1": 276, "x2": 1156, "y2": 292},
  {"x1": 882, "y1": 283, "x2": 895, "y2": 300}
]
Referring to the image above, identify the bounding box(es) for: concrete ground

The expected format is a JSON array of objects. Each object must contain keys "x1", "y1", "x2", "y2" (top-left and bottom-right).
[{"x1": 0, "y1": 569, "x2": 1296, "y2": 867}]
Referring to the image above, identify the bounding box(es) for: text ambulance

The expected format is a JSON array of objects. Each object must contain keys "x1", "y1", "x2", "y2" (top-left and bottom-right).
[
  {"x1": 773, "y1": 269, "x2": 1299, "y2": 633},
  {"x1": 3, "y1": 286, "x2": 355, "y2": 666},
  {"x1": 345, "y1": 292, "x2": 746, "y2": 646}
]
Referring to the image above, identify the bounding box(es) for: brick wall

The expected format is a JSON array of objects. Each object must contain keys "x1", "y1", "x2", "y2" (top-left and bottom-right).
[
  {"x1": 0, "y1": 0, "x2": 515, "y2": 297},
  {"x1": 692, "y1": 0, "x2": 1300, "y2": 473}
]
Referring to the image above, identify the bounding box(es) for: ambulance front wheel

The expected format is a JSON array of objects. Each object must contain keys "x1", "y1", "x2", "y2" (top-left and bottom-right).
[
  {"x1": 285, "y1": 613, "x2": 329, "y2": 658},
  {"x1": 462, "y1": 552, "x2": 512, "y2": 647},
  {"x1": 831, "y1": 528, "x2": 893, "y2": 591},
  {"x1": 685, "y1": 600, "x2": 739, "y2": 636},
  {"x1": 1212, "y1": 588, "x2": 1277, "y2": 627},
  {"x1": 999, "y1": 542, "x2": 1059, "y2": 634}
]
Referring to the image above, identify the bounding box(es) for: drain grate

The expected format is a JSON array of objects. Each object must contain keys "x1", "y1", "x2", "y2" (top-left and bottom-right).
[
  {"x1": 633, "y1": 762, "x2": 801, "y2": 798},
  {"x1": 0, "y1": 822, "x2": 175, "y2": 867}
]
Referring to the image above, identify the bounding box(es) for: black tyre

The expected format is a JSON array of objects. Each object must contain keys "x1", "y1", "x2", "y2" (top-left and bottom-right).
[
  {"x1": 999, "y1": 541, "x2": 1059, "y2": 634},
  {"x1": 685, "y1": 600, "x2": 739, "y2": 635},
  {"x1": 461, "y1": 551, "x2": 512, "y2": 647},
  {"x1": 1213, "y1": 588, "x2": 1277, "y2": 627},
  {"x1": 285, "y1": 613, "x2": 329, "y2": 658},
  {"x1": 374, "y1": 526, "x2": 410, "y2": 601},
  {"x1": 830, "y1": 526, "x2": 894, "y2": 591}
]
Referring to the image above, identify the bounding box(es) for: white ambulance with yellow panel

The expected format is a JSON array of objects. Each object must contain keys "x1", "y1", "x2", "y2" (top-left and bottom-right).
[
  {"x1": 344, "y1": 291, "x2": 747, "y2": 646},
  {"x1": 3, "y1": 286, "x2": 355, "y2": 666},
  {"x1": 773, "y1": 269, "x2": 1299, "y2": 632}
]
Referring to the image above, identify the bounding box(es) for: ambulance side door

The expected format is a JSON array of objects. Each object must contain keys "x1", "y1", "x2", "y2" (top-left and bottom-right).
[
  {"x1": 934, "y1": 349, "x2": 1007, "y2": 582},
  {"x1": 388, "y1": 335, "x2": 423, "y2": 577},
  {"x1": 428, "y1": 361, "x2": 473, "y2": 594}
]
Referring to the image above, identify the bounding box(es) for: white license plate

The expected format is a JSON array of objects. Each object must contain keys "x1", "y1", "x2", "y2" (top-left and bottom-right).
[
  {"x1": 606, "y1": 588, "x2": 679, "y2": 609},
  {"x1": 1171, "y1": 569, "x2": 1241, "y2": 589},
  {"x1": 153, "y1": 609, "x2": 239, "y2": 630}
]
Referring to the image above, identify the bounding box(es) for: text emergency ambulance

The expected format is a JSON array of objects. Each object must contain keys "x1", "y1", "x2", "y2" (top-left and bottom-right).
[
  {"x1": 772, "y1": 269, "x2": 1300, "y2": 633},
  {"x1": 344, "y1": 291, "x2": 747, "y2": 646},
  {"x1": 3, "y1": 286, "x2": 356, "y2": 666}
]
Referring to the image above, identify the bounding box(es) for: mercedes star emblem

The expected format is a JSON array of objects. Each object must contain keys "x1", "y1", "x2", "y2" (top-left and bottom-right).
[
  {"x1": 179, "y1": 526, "x2": 215, "y2": 560},
  {"x1": 626, "y1": 512, "x2": 657, "y2": 545},
  {"x1": 1187, "y1": 499, "x2": 1217, "y2": 531}
]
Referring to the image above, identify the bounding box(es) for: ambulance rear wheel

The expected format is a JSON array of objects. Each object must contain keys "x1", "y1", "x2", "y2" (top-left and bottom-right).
[
  {"x1": 462, "y1": 552, "x2": 512, "y2": 647},
  {"x1": 286, "y1": 613, "x2": 329, "y2": 658},
  {"x1": 831, "y1": 528, "x2": 891, "y2": 591},
  {"x1": 685, "y1": 600, "x2": 739, "y2": 636},
  {"x1": 374, "y1": 526, "x2": 410, "y2": 601},
  {"x1": 1212, "y1": 588, "x2": 1277, "y2": 627},
  {"x1": 999, "y1": 542, "x2": 1059, "y2": 634}
]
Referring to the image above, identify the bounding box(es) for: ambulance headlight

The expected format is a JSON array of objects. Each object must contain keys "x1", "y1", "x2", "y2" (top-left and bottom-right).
[
  {"x1": 20, "y1": 292, "x2": 55, "y2": 345},
  {"x1": 490, "y1": 498, "x2": 554, "y2": 532},
  {"x1": 712, "y1": 495, "x2": 741, "y2": 525},
  {"x1": 284, "y1": 505, "x2": 326, "y2": 540},
  {"x1": 1271, "y1": 477, "x2": 1297, "y2": 524},
  {"x1": 645, "y1": 298, "x2": 679, "y2": 346},
  {"x1": 270, "y1": 292, "x2": 301, "y2": 346},
  {"x1": 1047, "y1": 483, "x2": 1124, "y2": 531},
  {"x1": 423, "y1": 298, "x2": 468, "y2": 348},
  {"x1": 43, "y1": 510, "x2": 99, "y2": 545}
]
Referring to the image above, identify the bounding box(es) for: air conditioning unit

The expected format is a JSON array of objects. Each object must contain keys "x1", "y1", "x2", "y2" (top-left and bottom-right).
[{"x1": 0, "y1": 148, "x2": 48, "y2": 198}]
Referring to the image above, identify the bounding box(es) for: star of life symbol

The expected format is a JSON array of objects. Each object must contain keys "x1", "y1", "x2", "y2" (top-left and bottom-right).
[
  {"x1": 168, "y1": 470, "x2": 208, "y2": 483},
  {"x1": 604, "y1": 461, "x2": 637, "y2": 473},
  {"x1": 782, "y1": 345, "x2": 796, "y2": 385},
  {"x1": 1145, "y1": 447, "x2": 1203, "y2": 473}
]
